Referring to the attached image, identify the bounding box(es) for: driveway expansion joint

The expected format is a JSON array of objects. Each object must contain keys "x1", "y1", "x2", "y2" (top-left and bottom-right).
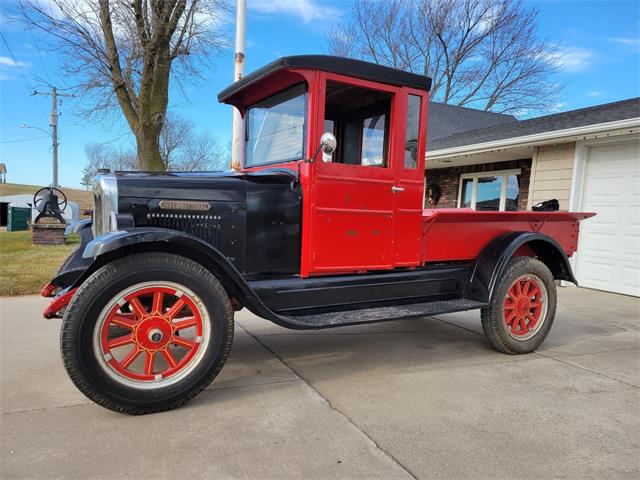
[
  {"x1": 238, "y1": 322, "x2": 418, "y2": 480},
  {"x1": 536, "y1": 352, "x2": 640, "y2": 388}
]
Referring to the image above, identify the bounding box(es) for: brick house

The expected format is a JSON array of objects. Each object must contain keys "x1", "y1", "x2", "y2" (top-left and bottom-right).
[{"x1": 425, "y1": 97, "x2": 640, "y2": 296}]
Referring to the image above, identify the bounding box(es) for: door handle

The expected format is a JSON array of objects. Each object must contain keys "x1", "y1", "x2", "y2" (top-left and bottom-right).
[{"x1": 391, "y1": 186, "x2": 405, "y2": 193}]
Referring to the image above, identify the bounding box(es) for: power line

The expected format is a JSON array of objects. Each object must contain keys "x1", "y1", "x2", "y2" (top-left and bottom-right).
[
  {"x1": 0, "y1": 136, "x2": 49, "y2": 144},
  {"x1": 27, "y1": 25, "x2": 51, "y2": 81}
]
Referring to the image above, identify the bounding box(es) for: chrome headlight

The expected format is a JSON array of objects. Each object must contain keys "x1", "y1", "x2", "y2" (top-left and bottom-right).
[{"x1": 92, "y1": 173, "x2": 118, "y2": 237}]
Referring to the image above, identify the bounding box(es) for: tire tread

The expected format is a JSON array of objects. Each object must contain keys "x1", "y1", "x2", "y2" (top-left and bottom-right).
[{"x1": 60, "y1": 253, "x2": 234, "y2": 415}]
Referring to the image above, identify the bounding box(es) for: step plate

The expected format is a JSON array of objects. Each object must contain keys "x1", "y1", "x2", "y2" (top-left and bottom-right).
[{"x1": 282, "y1": 298, "x2": 487, "y2": 329}]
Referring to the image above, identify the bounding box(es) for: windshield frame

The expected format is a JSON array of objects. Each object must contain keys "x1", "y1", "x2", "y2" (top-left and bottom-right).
[{"x1": 244, "y1": 82, "x2": 308, "y2": 168}]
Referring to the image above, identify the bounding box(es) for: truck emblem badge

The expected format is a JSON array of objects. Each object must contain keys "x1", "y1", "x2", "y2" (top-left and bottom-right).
[{"x1": 158, "y1": 200, "x2": 211, "y2": 211}]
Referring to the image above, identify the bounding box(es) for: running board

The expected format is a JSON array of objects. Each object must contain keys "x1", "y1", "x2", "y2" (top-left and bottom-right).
[{"x1": 278, "y1": 298, "x2": 487, "y2": 329}]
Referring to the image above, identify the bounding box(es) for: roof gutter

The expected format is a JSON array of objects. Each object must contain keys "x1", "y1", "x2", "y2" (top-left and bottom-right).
[{"x1": 427, "y1": 117, "x2": 640, "y2": 160}]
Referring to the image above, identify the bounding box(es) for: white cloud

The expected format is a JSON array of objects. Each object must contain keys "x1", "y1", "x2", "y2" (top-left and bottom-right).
[
  {"x1": 0, "y1": 56, "x2": 28, "y2": 68},
  {"x1": 548, "y1": 47, "x2": 594, "y2": 72},
  {"x1": 550, "y1": 102, "x2": 568, "y2": 112},
  {"x1": 610, "y1": 36, "x2": 640, "y2": 52},
  {"x1": 586, "y1": 90, "x2": 604, "y2": 97},
  {"x1": 250, "y1": 0, "x2": 339, "y2": 23}
]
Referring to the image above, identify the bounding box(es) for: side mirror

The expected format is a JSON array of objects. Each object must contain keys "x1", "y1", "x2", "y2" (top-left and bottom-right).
[
  {"x1": 320, "y1": 132, "x2": 337, "y2": 155},
  {"x1": 309, "y1": 132, "x2": 337, "y2": 163}
]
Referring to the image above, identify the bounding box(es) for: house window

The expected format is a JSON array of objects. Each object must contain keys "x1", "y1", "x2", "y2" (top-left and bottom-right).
[{"x1": 458, "y1": 169, "x2": 522, "y2": 211}]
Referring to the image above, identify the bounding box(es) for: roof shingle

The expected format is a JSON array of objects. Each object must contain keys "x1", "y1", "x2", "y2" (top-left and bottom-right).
[{"x1": 429, "y1": 97, "x2": 640, "y2": 151}]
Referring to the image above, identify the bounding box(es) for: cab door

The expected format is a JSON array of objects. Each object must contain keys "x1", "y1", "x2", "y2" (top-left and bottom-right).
[
  {"x1": 393, "y1": 89, "x2": 428, "y2": 267},
  {"x1": 308, "y1": 73, "x2": 399, "y2": 274}
]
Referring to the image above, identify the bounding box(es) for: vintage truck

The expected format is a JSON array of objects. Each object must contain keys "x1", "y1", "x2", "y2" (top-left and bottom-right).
[{"x1": 42, "y1": 55, "x2": 595, "y2": 414}]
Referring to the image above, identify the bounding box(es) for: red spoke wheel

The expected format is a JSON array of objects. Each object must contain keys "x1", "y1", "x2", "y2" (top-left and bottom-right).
[
  {"x1": 502, "y1": 274, "x2": 548, "y2": 341},
  {"x1": 60, "y1": 253, "x2": 234, "y2": 414},
  {"x1": 481, "y1": 256, "x2": 557, "y2": 354},
  {"x1": 95, "y1": 282, "x2": 210, "y2": 387}
]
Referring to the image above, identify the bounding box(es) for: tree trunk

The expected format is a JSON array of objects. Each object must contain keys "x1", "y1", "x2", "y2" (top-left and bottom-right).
[{"x1": 136, "y1": 122, "x2": 165, "y2": 171}]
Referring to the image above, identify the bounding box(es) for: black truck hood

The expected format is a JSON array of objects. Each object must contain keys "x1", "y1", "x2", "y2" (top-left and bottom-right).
[{"x1": 115, "y1": 169, "x2": 297, "y2": 203}]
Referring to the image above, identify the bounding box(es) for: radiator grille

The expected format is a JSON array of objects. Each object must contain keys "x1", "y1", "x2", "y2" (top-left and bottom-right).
[{"x1": 146, "y1": 212, "x2": 222, "y2": 247}]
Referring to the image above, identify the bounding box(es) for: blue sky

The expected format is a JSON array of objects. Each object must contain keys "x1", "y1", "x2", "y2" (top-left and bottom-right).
[{"x1": 0, "y1": 0, "x2": 639, "y2": 188}]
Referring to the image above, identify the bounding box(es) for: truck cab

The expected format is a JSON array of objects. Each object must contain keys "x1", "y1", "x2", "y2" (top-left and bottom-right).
[
  {"x1": 42, "y1": 56, "x2": 595, "y2": 415},
  {"x1": 218, "y1": 56, "x2": 430, "y2": 274}
]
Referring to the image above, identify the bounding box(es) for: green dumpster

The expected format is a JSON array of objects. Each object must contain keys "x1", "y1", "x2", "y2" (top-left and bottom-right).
[{"x1": 7, "y1": 206, "x2": 31, "y2": 232}]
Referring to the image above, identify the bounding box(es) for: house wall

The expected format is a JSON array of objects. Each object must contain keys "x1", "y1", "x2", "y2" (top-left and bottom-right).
[
  {"x1": 527, "y1": 142, "x2": 576, "y2": 210},
  {"x1": 425, "y1": 158, "x2": 532, "y2": 210}
]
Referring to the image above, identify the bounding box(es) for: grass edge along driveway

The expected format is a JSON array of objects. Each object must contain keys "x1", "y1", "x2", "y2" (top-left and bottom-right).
[{"x1": 0, "y1": 231, "x2": 79, "y2": 296}]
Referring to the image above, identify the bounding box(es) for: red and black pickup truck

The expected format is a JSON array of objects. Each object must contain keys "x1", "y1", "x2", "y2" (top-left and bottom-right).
[{"x1": 42, "y1": 55, "x2": 595, "y2": 414}]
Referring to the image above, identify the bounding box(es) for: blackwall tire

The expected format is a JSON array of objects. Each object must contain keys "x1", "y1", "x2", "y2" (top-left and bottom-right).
[
  {"x1": 57, "y1": 248, "x2": 79, "y2": 275},
  {"x1": 481, "y1": 256, "x2": 557, "y2": 354},
  {"x1": 60, "y1": 252, "x2": 234, "y2": 414}
]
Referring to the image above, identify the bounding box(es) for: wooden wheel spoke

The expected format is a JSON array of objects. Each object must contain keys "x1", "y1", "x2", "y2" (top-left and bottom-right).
[
  {"x1": 120, "y1": 346, "x2": 141, "y2": 369},
  {"x1": 173, "y1": 317, "x2": 198, "y2": 330},
  {"x1": 128, "y1": 297, "x2": 148, "y2": 318},
  {"x1": 519, "y1": 317, "x2": 528, "y2": 332},
  {"x1": 172, "y1": 336, "x2": 195, "y2": 349},
  {"x1": 161, "y1": 348, "x2": 178, "y2": 368},
  {"x1": 108, "y1": 333, "x2": 135, "y2": 348},
  {"x1": 111, "y1": 315, "x2": 137, "y2": 329},
  {"x1": 144, "y1": 351, "x2": 156, "y2": 375},
  {"x1": 166, "y1": 298, "x2": 186, "y2": 320},
  {"x1": 152, "y1": 291, "x2": 164, "y2": 314}
]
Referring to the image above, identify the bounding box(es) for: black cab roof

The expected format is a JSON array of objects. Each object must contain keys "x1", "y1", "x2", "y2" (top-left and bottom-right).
[{"x1": 217, "y1": 55, "x2": 432, "y2": 104}]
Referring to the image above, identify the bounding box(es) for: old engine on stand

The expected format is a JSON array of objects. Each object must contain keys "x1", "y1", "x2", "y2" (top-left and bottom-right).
[{"x1": 32, "y1": 187, "x2": 68, "y2": 245}]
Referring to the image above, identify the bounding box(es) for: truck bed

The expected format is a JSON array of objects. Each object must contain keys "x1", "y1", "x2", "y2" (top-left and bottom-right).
[{"x1": 421, "y1": 209, "x2": 596, "y2": 263}]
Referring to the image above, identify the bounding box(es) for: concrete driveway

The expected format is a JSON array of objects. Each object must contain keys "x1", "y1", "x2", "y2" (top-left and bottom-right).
[{"x1": 1, "y1": 288, "x2": 638, "y2": 479}]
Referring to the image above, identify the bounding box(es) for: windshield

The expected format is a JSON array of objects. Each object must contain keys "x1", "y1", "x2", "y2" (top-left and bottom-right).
[{"x1": 245, "y1": 83, "x2": 307, "y2": 167}]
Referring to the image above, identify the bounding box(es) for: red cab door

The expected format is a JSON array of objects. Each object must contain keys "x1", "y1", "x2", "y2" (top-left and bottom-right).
[
  {"x1": 308, "y1": 73, "x2": 399, "y2": 274},
  {"x1": 392, "y1": 89, "x2": 427, "y2": 267}
]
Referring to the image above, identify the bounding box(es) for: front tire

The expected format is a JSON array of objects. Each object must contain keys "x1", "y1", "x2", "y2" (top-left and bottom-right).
[
  {"x1": 60, "y1": 253, "x2": 234, "y2": 414},
  {"x1": 481, "y1": 256, "x2": 557, "y2": 354}
]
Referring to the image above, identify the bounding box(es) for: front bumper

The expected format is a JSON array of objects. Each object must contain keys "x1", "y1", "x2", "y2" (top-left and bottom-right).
[
  {"x1": 43, "y1": 287, "x2": 78, "y2": 319},
  {"x1": 42, "y1": 219, "x2": 94, "y2": 318}
]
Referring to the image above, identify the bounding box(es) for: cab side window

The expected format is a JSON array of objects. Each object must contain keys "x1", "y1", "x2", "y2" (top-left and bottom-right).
[
  {"x1": 404, "y1": 94, "x2": 421, "y2": 169},
  {"x1": 324, "y1": 81, "x2": 392, "y2": 167}
]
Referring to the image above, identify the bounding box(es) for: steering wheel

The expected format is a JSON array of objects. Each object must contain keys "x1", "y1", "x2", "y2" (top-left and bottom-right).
[{"x1": 33, "y1": 187, "x2": 68, "y2": 213}]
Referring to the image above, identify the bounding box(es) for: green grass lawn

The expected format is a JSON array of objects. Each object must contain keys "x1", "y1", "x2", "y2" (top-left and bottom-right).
[{"x1": 0, "y1": 231, "x2": 80, "y2": 296}]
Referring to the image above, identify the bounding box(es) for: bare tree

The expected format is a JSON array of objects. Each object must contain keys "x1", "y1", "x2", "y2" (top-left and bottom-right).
[
  {"x1": 161, "y1": 114, "x2": 230, "y2": 171},
  {"x1": 81, "y1": 115, "x2": 229, "y2": 188},
  {"x1": 327, "y1": 0, "x2": 560, "y2": 113},
  {"x1": 80, "y1": 143, "x2": 137, "y2": 189},
  {"x1": 20, "y1": 0, "x2": 228, "y2": 170}
]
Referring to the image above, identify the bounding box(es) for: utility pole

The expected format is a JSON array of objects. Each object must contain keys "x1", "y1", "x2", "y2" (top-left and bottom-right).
[
  {"x1": 33, "y1": 87, "x2": 74, "y2": 187},
  {"x1": 231, "y1": 0, "x2": 246, "y2": 171}
]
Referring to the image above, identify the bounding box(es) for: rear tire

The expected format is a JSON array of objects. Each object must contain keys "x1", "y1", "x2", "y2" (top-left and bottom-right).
[
  {"x1": 60, "y1": 252, "x2": 234, "y2": 414},
  {"x1": 481, "y1": 256, "x2": 556, "y2": 354}
]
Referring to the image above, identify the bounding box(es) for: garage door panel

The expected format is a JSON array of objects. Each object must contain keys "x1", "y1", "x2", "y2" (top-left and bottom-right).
[
  {"x1": 628, "y1": 206, "x2": 640, "y2": 227},
  {"x1": 576, "y1": 139, "x2": 640, "y2": 296},
  {"x1": 620, "y1": 266, "x2": 640, "y2": 294},
  {"x1": 579, "y1": 231, "x2": 617, "y2": 255},
  {"x1": 621, "y1": 234, "x2": 640, "y2": 257},
  {"x1": 579, "y1": 260, "x2": 615, "y2": 286},
  {"x1": 581, "y1": 205, "x2": 620, "y2": 226}
]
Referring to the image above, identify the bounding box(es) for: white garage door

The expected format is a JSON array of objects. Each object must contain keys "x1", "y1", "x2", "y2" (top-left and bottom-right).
[{"x1": 575, "y1": 140, "x2": 640, "y2": 296}]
